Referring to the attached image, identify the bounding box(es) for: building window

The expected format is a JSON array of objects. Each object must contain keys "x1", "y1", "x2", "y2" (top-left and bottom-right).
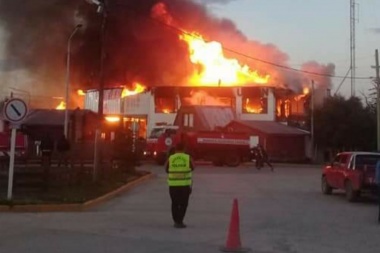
[
  {"x1": 154, "y1": 87, "x2": 177, "y2": 114},
  {"x1": 123, "y1": 117, "x2": 147, "y2": 138},
  {"x1": 183, "y1": 113, "x2": 194, "y2": 128},
  {"x1": 179, "y1": 88, "x2": 235, "y2": 107},
  {"x1": 242, "y1": 87, "x2": 268, "y2": 114}
]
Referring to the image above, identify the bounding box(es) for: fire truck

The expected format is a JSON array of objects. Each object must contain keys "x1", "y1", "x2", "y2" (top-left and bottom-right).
[
  {"x1": 153, "y1": 128, "x2": 252, "y2": 166},
  {"x1": 143, "y1": 124, "x2": 179, "y2": 164},
  {"x1": 151, "y1": 105, "x2": 255, "y2": 166},
  {"x1": 0, "y1": 132, "x2": 28, "y2": 161}
]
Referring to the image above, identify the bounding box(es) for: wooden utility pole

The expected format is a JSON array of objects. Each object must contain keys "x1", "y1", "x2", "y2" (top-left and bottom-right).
[
  {"x1": 374, "y1": 49, "x2": 380, "y2": 151},
  {"x1": 311, "y1": 80, "x2": 315, "y2": 161}
]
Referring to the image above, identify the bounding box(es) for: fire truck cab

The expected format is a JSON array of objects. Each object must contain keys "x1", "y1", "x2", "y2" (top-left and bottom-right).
[
  {"x1": 0, "y1": 131, "x2": 28, "y2": 162},
  {"x1": 143, "y1": 124, "x2": 179, "y2": 164}
]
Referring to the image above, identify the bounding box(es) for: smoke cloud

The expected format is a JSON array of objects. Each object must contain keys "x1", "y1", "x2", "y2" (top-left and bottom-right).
[
  {"x1": 0, "y1": 0, "x2": 91, "y2": 98},
  {"x1": 0, "y1": 0, "x2": 334, "y2": 102}
]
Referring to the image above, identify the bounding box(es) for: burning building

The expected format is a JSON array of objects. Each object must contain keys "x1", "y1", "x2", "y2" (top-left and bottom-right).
[
  {"x1": 83, "y1": 84, "x2": 330, "y2": 140},
  {"x1": 0, "y1": 0, "x2": 334, "y2": 142}
]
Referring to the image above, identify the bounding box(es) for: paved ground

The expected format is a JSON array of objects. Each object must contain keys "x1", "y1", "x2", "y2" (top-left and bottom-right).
[{"x1": 0, "y1": 162, "x2": 379, "y2": 253}]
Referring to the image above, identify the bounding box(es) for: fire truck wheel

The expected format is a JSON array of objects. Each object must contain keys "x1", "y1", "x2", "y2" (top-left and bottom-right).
[
  {"x1": 224, "y1": 153, "x2": 240, "y2": 167},
  {"x1": 156, "y1": 153, "x2": 167, "y2": 166},
  {"x1": 212, "y1": 158, "x2": 224, "y2": 167}
]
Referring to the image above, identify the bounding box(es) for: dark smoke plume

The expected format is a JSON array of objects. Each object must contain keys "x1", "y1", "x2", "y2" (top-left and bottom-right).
[
  {"x1": 0, "y1": 0, "x2": 334, "y2": 97},
  {"x1": 0, "y1": 0, "x2": 93, "y2": 95}
]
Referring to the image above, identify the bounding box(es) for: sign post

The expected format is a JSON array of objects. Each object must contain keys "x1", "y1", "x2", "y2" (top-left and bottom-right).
[
  {"x1": 3, "y1": 98, "x2": 28, "y2": 200},
  {"x1": 7, "y1": 127, "x2": 17, "y2": 200}
]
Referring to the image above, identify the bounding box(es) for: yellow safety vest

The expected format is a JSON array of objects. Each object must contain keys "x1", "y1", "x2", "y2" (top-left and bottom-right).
[{"x1": 167, "y1": 153, "x2": 192, "y2": 186}]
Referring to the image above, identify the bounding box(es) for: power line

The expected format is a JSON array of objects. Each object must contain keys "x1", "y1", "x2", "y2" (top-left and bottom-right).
[
  {"x1": 105, "y1": 1, "x2": 374, "y2": 81},
  {"x1": 334, "y1": 68, "x2": 351, "y2": 95},
  {"x1": 150, "y1": 17, "x2": 372, "y2": 80}
]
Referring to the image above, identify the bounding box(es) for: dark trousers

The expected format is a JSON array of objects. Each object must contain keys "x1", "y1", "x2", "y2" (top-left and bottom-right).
[
  {"x1": 256, "y1": 158, "x2": 273, "y2": 170},
  {"x1": 57, "y1": 151, "x2": 69, "y2": 167},
  {"x1": 169, "y1": 186, "x2": 191, "y2": 225},
  {"x1": 41, "y1": 150, "x2": 52, "y2": 166}
]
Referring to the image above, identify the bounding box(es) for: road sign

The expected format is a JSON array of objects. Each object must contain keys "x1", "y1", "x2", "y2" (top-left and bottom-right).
[
  {"x1": 2, "y1": 98, "x2": 28, "y2": 200},
  {"x1": 3, "y1": 98, "x2": 28, "y2": 124}
]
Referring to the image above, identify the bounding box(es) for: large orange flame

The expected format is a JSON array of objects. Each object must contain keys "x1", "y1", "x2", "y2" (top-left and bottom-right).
[
  {"x1": 180, "y1": 33, "x2": 270, "y2": 86},
  {"x1": 152, "y1": 2, "x2": 271, "y2": 87},
  {"x1": 121, "y1": 83, "x2": 146, "y2": 98}
]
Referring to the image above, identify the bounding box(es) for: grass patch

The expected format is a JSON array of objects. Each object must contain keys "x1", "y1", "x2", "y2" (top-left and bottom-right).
[{"x1": 0, "y1": 170, "x2": 150, "y2": 206}]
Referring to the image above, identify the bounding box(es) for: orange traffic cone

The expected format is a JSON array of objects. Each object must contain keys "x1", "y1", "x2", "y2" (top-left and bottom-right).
[{"x1": 220, "y1": 198, "x2": 251, "y2": 252}]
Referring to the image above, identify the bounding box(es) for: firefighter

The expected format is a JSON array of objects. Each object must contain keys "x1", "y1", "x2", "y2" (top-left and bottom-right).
[
  {"x1": 250, "y1": 145, "x2": 261, "y2": 170},
  {"x1": 165, "y1": 142, "x2": 195, "y2": 228},
  {"x1": 256, "y1": 144, "x2": 274, "y2": 172}
]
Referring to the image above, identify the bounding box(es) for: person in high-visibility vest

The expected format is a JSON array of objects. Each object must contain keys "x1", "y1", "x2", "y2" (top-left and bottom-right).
[{"x1": 165, "y1": 142, "x2": 195, "y2": 228}]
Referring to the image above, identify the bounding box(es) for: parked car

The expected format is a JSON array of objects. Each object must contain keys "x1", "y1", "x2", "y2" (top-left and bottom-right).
[{"x1": 321, "y1": 151, "x2": 380, "y2": 202}]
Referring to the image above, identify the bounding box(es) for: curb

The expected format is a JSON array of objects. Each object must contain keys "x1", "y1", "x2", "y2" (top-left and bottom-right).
[{"x1": 0, "y1": 172, "x2": 154, "y2": 213}]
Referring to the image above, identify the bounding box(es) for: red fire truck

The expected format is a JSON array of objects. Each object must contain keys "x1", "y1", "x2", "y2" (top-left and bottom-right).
[
  {"x1": 154, "y1": 129, "x2": 252, "y2": 166},
  {"x1": 0, "y1": 132, "x2": 28, "y2": 160},
  {"x1": 150, "y1": 105, "x2": 254, "y2": 166},
  {"x1": 143, "y1": 124, "x2": 179, "y2": 164}
]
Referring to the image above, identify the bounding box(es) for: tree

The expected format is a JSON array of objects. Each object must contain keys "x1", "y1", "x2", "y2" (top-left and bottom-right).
[{"x1": 312, "y1": 95, "x2": 376, "y2": 153}]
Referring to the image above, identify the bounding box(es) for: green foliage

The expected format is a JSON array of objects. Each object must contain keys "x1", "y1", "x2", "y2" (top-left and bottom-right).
[{"x1": 313, "y1": 95, "x2": 376, "y2": 151}]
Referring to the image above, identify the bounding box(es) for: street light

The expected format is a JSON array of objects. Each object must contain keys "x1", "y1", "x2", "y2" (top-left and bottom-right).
[
  {"x1": 85, "y1": 0, "x2": 107, "y2": 182},
  {"x1": 64, "y1": 24, "x2": 83, "y2": 138}
]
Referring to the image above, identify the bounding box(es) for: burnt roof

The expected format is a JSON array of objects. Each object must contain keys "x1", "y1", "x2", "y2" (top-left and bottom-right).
[
  {"x1": 176, "y1": 105, "x2": 236, "y2": 131},
  {"x1": 178, "y1": 87, "x2": 235, "y2": 97},
  {"x1": 230, "y1": 120, "x2": 309, "y2": 136},
  {"x1": 23, "y1": 109, "x2": 95, "y2": 126}
]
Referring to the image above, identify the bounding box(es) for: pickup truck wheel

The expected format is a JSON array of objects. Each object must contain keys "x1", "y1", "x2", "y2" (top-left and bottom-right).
[
  {"x1": 345, "y1": 180, "x2": 359, "y2": 202},
  {"x1": 224, "y1": 153, "x2": 240, "y2": 167},
  {"x1": 321, "y1": 176, "x2": 332, "y2": 195}
]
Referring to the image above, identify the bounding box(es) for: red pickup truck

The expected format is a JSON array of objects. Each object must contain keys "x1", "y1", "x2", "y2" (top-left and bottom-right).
[{"x1": 321, "y1": 151, "x2": 380, "y2": 202}]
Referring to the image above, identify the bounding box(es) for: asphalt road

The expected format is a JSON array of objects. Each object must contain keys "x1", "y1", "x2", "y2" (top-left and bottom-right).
[{"x1": 0, "y1": 162, "x2": 379, "y2": 253}]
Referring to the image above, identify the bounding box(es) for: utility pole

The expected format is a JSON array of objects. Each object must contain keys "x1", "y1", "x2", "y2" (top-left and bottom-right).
[
  {"x1": 372, "y1": 49, "x2": 380, "y2": 151},
  {"x1": 350, "y1": 0, "x2": 357, "y2": 97},
  {"x1": 64, "y1": 24, "x2": 82, "y2": 138},
  {"x1": 311, "y1": 80, "x2": 315, "y2": 161},
  {"x1": 93, "y1": 0, "x2": 107, "y2": 182}
]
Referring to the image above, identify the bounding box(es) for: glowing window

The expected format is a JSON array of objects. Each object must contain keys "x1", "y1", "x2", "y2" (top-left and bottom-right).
[
  {"x1": 242, "y1": 87, "x2": 268, "y2": 114},
  {"x1": 154, "y1": 87, "x2": 177, "y2": 114}
]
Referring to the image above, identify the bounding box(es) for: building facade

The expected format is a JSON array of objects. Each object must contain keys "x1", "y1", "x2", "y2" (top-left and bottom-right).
[{"x1": 84, "y1": 86, "x2": 279, "y2": 138}]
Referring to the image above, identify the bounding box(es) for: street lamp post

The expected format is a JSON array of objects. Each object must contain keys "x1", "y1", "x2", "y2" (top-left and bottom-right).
[
  {"x1": 85, "y1": 0, "x2": 108, "y2": 182},
  {"x1": 64, "y1": 24, "x2": 83, "y2": 138}
]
